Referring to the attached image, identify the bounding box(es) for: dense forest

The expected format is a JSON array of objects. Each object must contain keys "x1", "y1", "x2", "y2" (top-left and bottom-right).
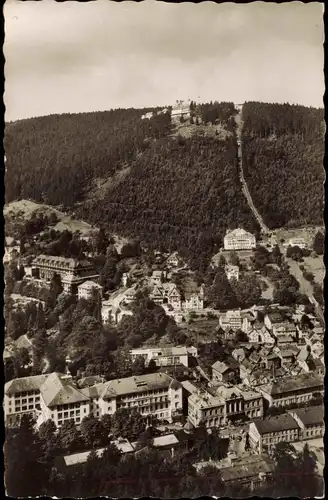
[
  {"x1": 241, "y1": 102, "x2": 324, "y2": 228},
  {"x1": 5, "y1": 102, "x2": 258, "y2": 270}
]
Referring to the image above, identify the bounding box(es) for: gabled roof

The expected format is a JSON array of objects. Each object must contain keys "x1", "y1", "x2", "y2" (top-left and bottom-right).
[
  {"x1": 78, "y1": 280, "x2": 102, "y2": 289},
  {"x1": 290, "y1": 406, "x2": 324, "y2": 427},
  {"x1": 40, "y1": 373, "x2": 89, "y2": 407},
  {"x1": 100, "y1": 373, "x2": 175, "y2": 400},
  {"x1": 262, "y1": 373, "x2": 323, "y2": 396},
  {"x1": 212, "y1": 361, "x2": 231, "y2": 374}
]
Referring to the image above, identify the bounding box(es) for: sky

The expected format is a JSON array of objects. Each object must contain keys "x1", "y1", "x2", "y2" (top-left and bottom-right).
[{"x1": 4, "y1": 0, "x2": 324, "y2": 122}]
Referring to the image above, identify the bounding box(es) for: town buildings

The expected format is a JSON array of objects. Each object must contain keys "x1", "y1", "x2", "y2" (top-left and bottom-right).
[
  {"x1": 77, "y1": 280, "x2": 103, "y2": 300},
  {"x1": 286, "y1": 237, "x2": 307, "y2": 249},
  {"x1": 32, "y1": 255, "x2": 99, "y2": 294},
  {"x1": 130, "y1": 346, "x2": 198, "y2": 368},
  {"x1": 289, "y1": 406, "x2": 324, "y2": 440},
  {"x1": 188, "y1": 384, "x2": 263, "y2": 428},
  {"x1": 249, "y1": 414, "x2": 300, "y2": 454},
  {"x1": 150, "y1": 283, "x2": 182, "y2": 310},
  {"x1": 219, "y1": 309, "x2": 243, "y2": 331},
  {"x1": 211, "y1": 361, "x2": 239, "y2": 384},
  {"x1": 258, "y1": 373, "x2": 323, "y2": 408},
  {"x1": 224, "y1": 229, "x2": 256, "y2": 251},
  {"x1": 170, "y1": 100, "x2": 191, "y2": 121}
]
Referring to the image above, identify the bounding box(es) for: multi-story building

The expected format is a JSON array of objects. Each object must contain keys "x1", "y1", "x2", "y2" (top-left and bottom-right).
[
  {"x1": 77, "y1": 280, "x2": 102, "y2": 301},
  {"x1": 258, "y1": 373, "x2": 323, "y2": 408},
  {"x1": 247, "y1": 323, "x2": 275, "y2": 345},
  {"x1": 219, "y1": 309, "x2": 242, "y2": 331},
  {"x1": 224, "y1": 229, "x2": 256, "y2": 251},
  {"x1": 4, "y1": 373, "x2": 89, "y2": 428},
  {"x1": 85, "y1": 372, "x2": 183, "y2": 423},
  {"x1": 171, "y1": 100, "x2": 191, "y2": 121},
  {"x1": 188, "y1": 384, "x2": 263, "y2": 428},
  {"x1": 286, "y1": 238, "x2": 307, "y2": 249},
  {"x1": 249, "y1": 414, "x2": 300, "y2": 454},
  {"x1": 32, "y1": 255, "x2": 99, "y2": 294},
  {"x1": 211, "y1": 361, "x2": 239, "y2": 384},
  {"x1": 5, "y1": 372, "x2": 183, "y2": 427},
  {"x1": 225, "y1": 265, "x2": 239, "y2": 282},
  {"x1": 150, "y1": 283, "x2": 182, "y2": 310},
  {"x1": 130, "y1": 346, "x2": 198, "y2": 368},
  {"x1": 183, "y1": 285, "x2": 204, "y2": 311},
  {"x1": 288, "y1": 406, "x2": 324, "y2": 440}
]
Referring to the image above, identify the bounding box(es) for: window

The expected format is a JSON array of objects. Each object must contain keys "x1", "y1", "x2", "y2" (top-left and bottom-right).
[
  {"x1": 22, "y1": 406, "x2": 27, "y2": 411},
  {"x1": 64, "y1": 411, "x2": 68, "y2": 418},
  {"x1": 28, "y1": 404, "x2": 34, "y2": 410},
  {"x1": 22, "y1": 399, "x2": 27, "y2": 404}
]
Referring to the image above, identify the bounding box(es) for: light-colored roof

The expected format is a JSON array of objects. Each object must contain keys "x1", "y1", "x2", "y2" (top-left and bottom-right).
[
  {"x1": 33, "y1": 254, "x2": 92, "y2": 269},
  {"x1": 181, "y1": 380, "x2": 200, "y2": 395},
  {"x1": 40, "y1": 373, "x2": 90, "y2": 407},
  {"x1": 13, "y1": 335, "x2": 33, "y2": 351},
  {"x1": 212, "y1": 361, "x2": 231, "y2": 374},
  {"x1": 5, "y1": 374, "x2": 49, "y2": 395},
  {"x1": 78, "y1": 280, "x2": 102, "y2": 289},
  {"x1": 225, "y1": 228, "x2": 254, "y2": 238},
  {"x1": 153, "y1": 434, "x2": 179, "y2": 448},
  {"x1": 100, "y1": 372, "x2": 177, "y2": 400}
]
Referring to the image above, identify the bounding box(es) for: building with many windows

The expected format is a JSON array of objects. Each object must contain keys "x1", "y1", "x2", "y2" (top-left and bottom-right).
[
  {"x1": 224, "y1": 229, "x2": 256, "y2": 251},
  {"x1": 249, "y1": 414, "x2": 300, "y2": 454},
  {"x1": 288, "y1": 406, "x2": 324, "y2": 440},
  {"x1": 5, "y1": 372, "x2": 183, "y2": 427},
  {"x1": 77, "y1": 280, "x2": 103, "y2": 300},
  {"x1": 32, "y1": 255, "x2": 99, "y2": 294},
  {"x1": 130, "y1": 346, "x2": 197, "y2": 368},
  {"x1": 219, "y1": 309, "x2": 243, "y2": 331},
  {"x1": 188, "y1": 384, "x2": 263, "y2": 428},
  {"x1": 258, "y1": 373, "x2": 323, "y2": 408}
]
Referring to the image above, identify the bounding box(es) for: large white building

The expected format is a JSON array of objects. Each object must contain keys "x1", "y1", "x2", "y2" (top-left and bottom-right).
[
  {"x1": 130, "y1": 345, "x2": 198, "y2": 368},
  {"x1": 188, "y1": 384, "x2": 263, "y2": 428},
  {"x1": 77, "y1": 280, "x2": 103, "y2": 300},
  {"x1": 5, "y1": 372, "x2": 183, "y2": 427},
  {"x1": 32, "y1": 255, "x2": 99, "y2": 294},
  {"x1": 224, "y1": 229, "x2": 256, "y2": 251}
]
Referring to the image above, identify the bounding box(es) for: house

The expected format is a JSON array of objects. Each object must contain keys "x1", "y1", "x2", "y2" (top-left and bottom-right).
[
  {"x1": 171, "y1": 100, "x2": 191, "y2": 120},
  {"x1": 77, "y1": 280, "x2": 102, "y2": 301},
  {"x1": 166, "y1": 252, "x2": 182, "y2": 268},
  {"x1": 232, "y1": 348, "x2": 246, "y2": 363},
  {"x1": 287, "y1": 237, "x2": 307, "y2": 249},
  {"x1": 124, "y1": 286, "x2": 137, "y2": 304},
  {"x1": 220, "y1": 455, "x2": 275, "y2": 492},
  {"x1": 101, "y1": 300, "x2": 111, "y2": 323},
  {"x1": 247, "y1": 323, "x2": 275, "y2": 345},
  {"x1": 297, "y1": 348, "x2": 324, "y2": 375},
  {"x1": 183, "y1": 285, "x2": 204, "y2": 311},
  {"x1": 241, "y1": 311, "x2": 257, "y2": 333},
  {"x1": 225, "y1": 265, "x2": 239, "y2": 282},
  {"x1": 288, "y1": 406, "x2": 324, "y2": 440},
  {"x1": 4, "y1": 244, "x2": 20, "y2": 263},
  {"x1": 211, "y1": 361, "x2": 238, "y2": 384},
  {"x1": 258, "y1": 373, "x2": 323, "y2": 408},
  {"x1": 141, "y1": 112, "x2": 154, "y2": 120},
  {"x1": 223, "y1": 229, "x2": 256, "y2": 251},
  {"x1": 151, "y1": 270, "x2": 164, "y2": 285},
  {"x1": 249, "y1": 414, "x2": 300, "y2": 453},
  {"x1": 150, "y1": 283, "x2": 182, "y2": 310},
  {"x1": 188, "y1": 384, "x2": 263, "y2": 428},
  {"x1": 278, "y1": 349, "x2": 297, "y2": 366},
  {"x1": 32, "y1": 255, "x2": 99, "y2": 294},
  {"x1": 130, "y1": 345, "x2": 197, "y2": 368},
  {"x1": 219, "y1": 309, "x2": 242, "y2": 331},
  {"x1": 264, "y1": 311, "x2": 284, "y2": 331},
  {"x1": 121, "y1": 273, "x2": 129, "y2": 287}
]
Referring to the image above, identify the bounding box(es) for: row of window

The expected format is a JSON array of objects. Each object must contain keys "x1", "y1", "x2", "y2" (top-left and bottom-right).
[
  {"x1": 56, "y1": 403, "x2": 83, "y2": 411},
  {"x1": 12, "y1": 391, "x2": 39, "y2": 398},
  {"x1": 10, "y1": 395, "x2": 40, "y2": 406},
  {"x1": 13, "y1": 403, "x2": 41, "y2": 413}
]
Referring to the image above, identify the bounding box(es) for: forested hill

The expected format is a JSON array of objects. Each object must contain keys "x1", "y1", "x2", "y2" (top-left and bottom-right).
[
  {"x1": 241, "y1": 102, "x2": 324, "y2": 229},
  {"x1": 5, "y1": 102, "x2": 259, "y2": 270}
]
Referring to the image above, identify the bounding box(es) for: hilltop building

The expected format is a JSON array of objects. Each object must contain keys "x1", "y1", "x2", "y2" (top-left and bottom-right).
[
  {"x1": 32, "y1": 255, "x2": 99, "y2": 294},
  {"x1": 77, "y1": 281, "x2": 103, "y2": 301},
  {"x1": 224, "y1": 229, "x2": 256, "y2": 251}
]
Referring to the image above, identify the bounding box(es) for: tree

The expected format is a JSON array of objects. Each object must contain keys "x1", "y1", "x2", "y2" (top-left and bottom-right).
[
  {"x1": 286, "y1": 245, "x2": 303, "y2": 261},
  {"x1": 208, "y1": 270, "x2": 237, "y2": 310},
  {"x1": 80, "y1": 415, "x2": 106, "y2": 448},
  {"x1": 94, "y1": 228, "x2": 110, "y2": 255},
  {"x1": 132, "y1": 355, "x2": 146, "y2": 376},
  {"x1": 5, "y1": 414, "x2": 47, "y2": 497},
  {"x1": 313, "y1": 231, "x2": 324, "y2": 255},
  {"x1": 229, "y1": 251, "x2": 240, "y2": 266},
  {"x1": 233, "y1": 274, "x2": 262, "y2": 308},
  {"x1": 111, "y1": 408, "x2": 147, "y2": 441},
  {"x1": 58, "y1": 419, "x2": 82, "y2": 453},
  {"x1": 101, "y1": 414, "x2": 112, "y2": 435},
  {"x1": 217, "y1": 254, "x2": 226, "y2": 269},
  {"x1": 271, "y1": 244, "x2": 282, "y2": 266}
]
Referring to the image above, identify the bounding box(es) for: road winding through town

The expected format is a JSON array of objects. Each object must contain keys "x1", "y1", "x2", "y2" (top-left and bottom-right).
[{"x1": 234, "y1": 106, "x2": 270, "y2": 235}]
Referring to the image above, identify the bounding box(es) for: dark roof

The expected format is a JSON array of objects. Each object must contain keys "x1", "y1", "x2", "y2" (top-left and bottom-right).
[
  {"x1": 221, "y1": 455, "x2": 275, "y2": 482},
  {"x1": 264, "y1": 373, "x2": 323, "y2": 396},
  {"x1": 290, "y1": 406, "x2": 324, "y2": 427},
  {"x1": 254, "y1": 414, "x2": 299, "y2": 435}
]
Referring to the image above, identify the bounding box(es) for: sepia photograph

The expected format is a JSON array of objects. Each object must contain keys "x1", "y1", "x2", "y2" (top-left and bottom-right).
[{"x1": 3, "y1": 0, "x2": 325, "y2": 497}]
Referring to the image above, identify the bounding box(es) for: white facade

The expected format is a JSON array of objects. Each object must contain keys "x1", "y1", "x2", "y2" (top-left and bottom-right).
[
  {"x1": 219, "y1": 309, "x2": 242, "y2": 330},
  {"x1": 225, "y1": 265, "x2": 239, "y2": 282},
  {"x1": 287, "y1": 238, "x2": 307, "y2": 249},
  {"x1": 130, "y1": 346, "x2": 197, "y2": 368},
  {"x1": 5, "y1": 372, "x2": 183, "y2": 427},
  {"x1": 77, "y1": 281, "x2": 102, "y2": 300},
  {"x1": 224, "y1": 229, "x2": 256, "y2": 251}
]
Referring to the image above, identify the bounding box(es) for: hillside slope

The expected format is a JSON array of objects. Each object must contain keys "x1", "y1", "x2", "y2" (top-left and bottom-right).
[
  {"x1": 241, "y1": 102, "x2": 324, "y2": 229},
  {"x1": 5, "y1": 102, "x2": 259, "y2": 270}
]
